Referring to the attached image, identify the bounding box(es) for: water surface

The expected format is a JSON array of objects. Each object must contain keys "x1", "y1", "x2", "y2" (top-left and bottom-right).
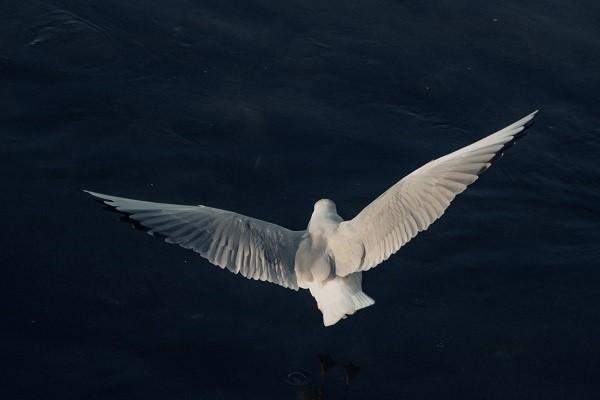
[{"x1": 2, "y1": 1, "x2": 600, "y2": 399}]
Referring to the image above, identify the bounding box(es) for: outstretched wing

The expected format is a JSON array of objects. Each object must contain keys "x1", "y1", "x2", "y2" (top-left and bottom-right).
[
  {"x1": 85, "y1": 191, "x2": 303, "y2": 289},
  {"x1": 330, "y1": 110, "x2": 538, "y2": 276}
]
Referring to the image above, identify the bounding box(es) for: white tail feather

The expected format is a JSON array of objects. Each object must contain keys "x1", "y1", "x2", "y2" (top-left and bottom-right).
[{"x1": 308, "y1": 273, "x2": 375, "y2": 326}]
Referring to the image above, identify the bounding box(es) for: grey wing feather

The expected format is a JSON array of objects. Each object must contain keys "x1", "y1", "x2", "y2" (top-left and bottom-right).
[
  {"x1": 330, "y1": 110, "x2": 538, "y2": 276},
  {"x1": 85, "y1": 191, "x2": 303, "y2": 290}
]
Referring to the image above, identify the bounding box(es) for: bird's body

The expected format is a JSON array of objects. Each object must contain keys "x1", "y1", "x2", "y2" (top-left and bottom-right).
[
  {"x1": 296, "y1": 200, "x2": 374, "y2": 325},
  {"x1": 85, "y1": 110, "x2": 538, "y2": 326}
]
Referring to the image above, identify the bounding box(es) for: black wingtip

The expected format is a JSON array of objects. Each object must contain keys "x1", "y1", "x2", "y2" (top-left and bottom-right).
[
  {"x1": 119, "y1": 214, "x2": 154, "y2": 233},
  {"x1": 83, "y1": 190, "x2": 161, "y2": 236},
  {"x1": 485, "y1": 110, "x2": 539, "y2": 168},
  {"x1": 519, "y1": 109, "x2": 539, "y2": 133},
  {"x1": 85, "y1": 193, "x2": 110, "y2": 208}
]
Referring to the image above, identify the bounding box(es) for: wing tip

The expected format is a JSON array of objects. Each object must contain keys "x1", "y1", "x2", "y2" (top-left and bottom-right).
[
  {"x1": 478, "y1": 109, "x2": 539, "y2": 172},
  {"x1": 82, "y1": 189, "x2": 101, "y2": 197},
  {"x1": 83, "y1": 189, "x2": 113, "y2": 204},
  {"x1": 84, "y1": 189, "x2": 156, "y2": 234},
  {"x1": 511, "y1": 109, "x2": 539, "y2": 137},
  {"x1": 520, "y1": 109, "x2": 540, "y2": 131}
]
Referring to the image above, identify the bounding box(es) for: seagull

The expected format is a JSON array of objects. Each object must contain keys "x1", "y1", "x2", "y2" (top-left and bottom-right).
[{"x1": 85, "y1": 110, "x2": 537, "y2": 326}]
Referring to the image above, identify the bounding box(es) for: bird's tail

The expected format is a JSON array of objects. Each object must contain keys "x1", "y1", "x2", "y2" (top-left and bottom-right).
[{"x1": 309, "y1": 273, "x2": 374, "y2": 326}]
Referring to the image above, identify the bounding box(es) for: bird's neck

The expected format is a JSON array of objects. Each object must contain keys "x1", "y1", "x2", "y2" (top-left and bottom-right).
[{"x1": 308, "y1": 211, "x2": 342, "y2": 234}]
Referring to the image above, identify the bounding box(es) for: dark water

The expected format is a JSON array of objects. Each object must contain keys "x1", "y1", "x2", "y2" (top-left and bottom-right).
[{"x1": 2, "y1": 1, "x2": 600, "y2": 399}]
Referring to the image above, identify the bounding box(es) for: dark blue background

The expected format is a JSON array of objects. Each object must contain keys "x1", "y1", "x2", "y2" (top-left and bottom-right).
[{"x1": 2, "y1": 1, "x2": 599, "y2": 398}]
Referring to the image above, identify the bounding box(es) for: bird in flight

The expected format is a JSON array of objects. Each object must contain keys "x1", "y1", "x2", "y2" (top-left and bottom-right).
[{"x1": 85, "y1": 110, "x2": 537, "y2": 326}]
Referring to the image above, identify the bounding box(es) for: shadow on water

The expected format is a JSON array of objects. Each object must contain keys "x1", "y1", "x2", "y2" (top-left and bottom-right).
[{"x1": 286, "y1": 354, "x2": 360, "y2": 400}]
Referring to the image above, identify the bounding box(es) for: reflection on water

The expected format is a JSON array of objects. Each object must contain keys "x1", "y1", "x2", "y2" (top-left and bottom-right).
[{"x1": 287, "y1": 354, "x2": 361, "y2": 400}]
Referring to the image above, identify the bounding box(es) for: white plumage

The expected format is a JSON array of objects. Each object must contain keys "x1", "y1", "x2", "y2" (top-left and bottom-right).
[{"x1": 85, "y1": 110, "x2": 537, "y2": 326}]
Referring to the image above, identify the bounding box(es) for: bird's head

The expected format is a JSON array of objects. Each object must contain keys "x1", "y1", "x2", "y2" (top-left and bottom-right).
[{"x1": 313, "y1": 198, "x2": 337, "y2": 214}]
